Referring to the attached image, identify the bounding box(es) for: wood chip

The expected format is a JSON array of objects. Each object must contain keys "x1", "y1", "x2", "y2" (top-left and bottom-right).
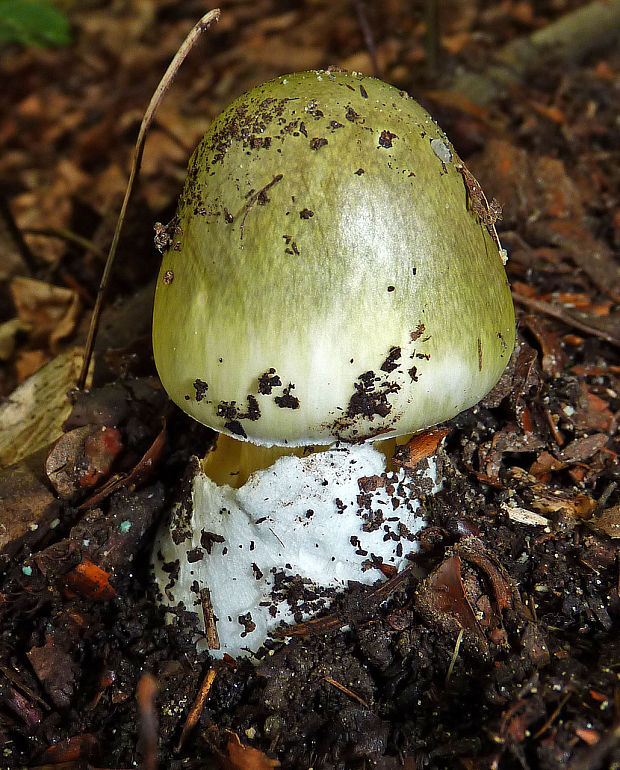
[{"x1": 502, "y1": 503, "x2": 549, "y2": 527}]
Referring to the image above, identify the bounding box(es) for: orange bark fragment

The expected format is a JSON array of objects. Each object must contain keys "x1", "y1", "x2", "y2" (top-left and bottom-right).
[{"x1": 64, "y1": 558, "x2": 115, "y2": 601}]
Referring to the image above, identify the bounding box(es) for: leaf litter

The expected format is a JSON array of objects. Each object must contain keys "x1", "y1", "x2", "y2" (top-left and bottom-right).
[{"x1": 0, "y1": 2, "x2": 619, "y2": 768}]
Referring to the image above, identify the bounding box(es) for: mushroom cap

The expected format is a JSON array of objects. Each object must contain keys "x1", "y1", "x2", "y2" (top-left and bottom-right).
[{"x1": 153, "y1": 70, "x2": 515, "y2": 446}]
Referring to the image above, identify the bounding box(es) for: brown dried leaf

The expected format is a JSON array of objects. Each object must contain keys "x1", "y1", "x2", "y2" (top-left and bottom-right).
[
  {"x1": 469, "y1": 140, "x2": 584, "y2": 227},
  {"x1": 508, "y1": 466, "x2": 597, "y2": 519},
  {"x1": 481, "y1": 338, "x2": 539, "y2": 413},
  {"x1": 415, "y1": 553, "x2": 489, "y2": 658},
  {"x1": 529, "y1": 450, "x2": 566, "y2": 479},
  {"x1": 78, "y1": 421, "x2": 166, "y2": 510},
  {"x1": 63, "y1": 558, "x2": 116, "y2": 602},
  {"x1": 469, "y1": 140, "x2": 620, "y2": 293},
  {"x1": 15, "y1": 349, "x2": 49, "y2": 382},
  {"x1": 0, "y1": 448, "x2": 61, "y2": 566},
  {"x1": 590, "y1": 505, "x2": 620, "y2": 539},
  {"x1": 520, "y1": 622, "x2": 550, "y2": 667},
  {"x1": 27, "y1": 635, "x2": 79, "y2": 711},
  {"x1": 10, "y1": 276, "x2": 80, "y2": 352},
  {"x1": 38, "y1": 733, "x2": 98, "y2": 765},
  {"x1": 520, "y1": 315, "x2": 566, "y2": 376},
  {"x1": 0, "y1": 347, "x2": 90, "y2": 470},
  {"x1": 560, "y1": 434, "x2": 609, "y2": 463},
  {"x1": 572, "y1": 384, "x2": 617, "y2": 435},
  {"x1": 0, "y1": 318, "x2": 29, "y2": 361},
  {"x1": 480, "y1": 422, "x2": 545, "y2": 480},
  {"x1": 457, "y1": 537, "x2": 522, "y2": 613},
  {"x1": 12, "y1": 160, "x2": 90, "y2": 264},
  {"x1": 529, "y1": 218, "x2": 620, "y2": 295}
]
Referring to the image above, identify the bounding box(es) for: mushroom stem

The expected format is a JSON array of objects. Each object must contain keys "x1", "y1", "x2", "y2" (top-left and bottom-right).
[
  {"x1": 202, "y1": 433, "x2": 411, "y2": 489},
  {"x1": 202, "y1": 434, "x2": 309, "y2": 488}
]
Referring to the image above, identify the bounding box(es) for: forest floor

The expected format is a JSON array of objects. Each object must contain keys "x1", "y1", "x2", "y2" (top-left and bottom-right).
[{"x1": 0, "y1": 1, "x2": 619, "y2": 769}]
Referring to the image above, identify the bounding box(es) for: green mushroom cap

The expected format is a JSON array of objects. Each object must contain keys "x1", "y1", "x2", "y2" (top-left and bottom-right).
[{"x1": 153, "y1": 70, "x2": 515, "y2": 446}]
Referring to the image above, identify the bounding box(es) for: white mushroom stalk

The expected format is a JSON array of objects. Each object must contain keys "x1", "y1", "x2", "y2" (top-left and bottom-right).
[
  {"x1": 153, "y1": 441, "x2": 440, "y2": 658},
  {"x1": 151, "y1": 70, "x2": 515, "y2": 657}
]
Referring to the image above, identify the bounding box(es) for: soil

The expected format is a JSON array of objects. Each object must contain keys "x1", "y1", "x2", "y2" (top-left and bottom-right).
[{"x1": 0, "y1": 2, "x2": 619, "y2": 769}]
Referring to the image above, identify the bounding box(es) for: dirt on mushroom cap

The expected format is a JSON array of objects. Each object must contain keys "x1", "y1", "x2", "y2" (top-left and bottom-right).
[{"x1": 153, "y1": 70, "x2": 515, "y2": 446}]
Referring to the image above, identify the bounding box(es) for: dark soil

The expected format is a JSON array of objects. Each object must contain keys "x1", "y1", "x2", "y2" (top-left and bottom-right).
[{"x1": 0, "y1": 2, "x2": 618, "y2": 769}]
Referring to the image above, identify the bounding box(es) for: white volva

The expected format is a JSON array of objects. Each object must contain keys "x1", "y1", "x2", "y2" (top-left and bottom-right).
[{"x1": 153, "y1": 443, "x2": 439, "y2": 658}]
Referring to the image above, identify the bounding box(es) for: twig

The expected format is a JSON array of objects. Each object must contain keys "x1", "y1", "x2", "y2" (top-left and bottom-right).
[
  {"x1": 136, "y1": 673, "x2": 159, "y2": 770},
  {"x1": 532, "y1": 692, "x2": 571, "y2": 739},
  {"x1": 353, "y1": 0, "x2": 379, "y2": 77},
  {"x1": 445, "y1": 628, "x2": 464, "y2": 686},
  {"x1": 176, "y1": 668, "x2": 217, "y2": 752},
  {"x1": 0, "y1": 187, "x2": 40, "y2": 275},
  {"x1": 277, "y1": 563, "x2": 415, "y2": 637},
  {"x1": 77, "y1": 8, "x2": 221, "y2": 389},
  {"x1": 513, "y1": 291, "x2": 620, "y2": 347},
  {"x1": 324, "y1": 675, "x2": 369, "y2": 708},
  {"x1": 424, "y1": 0, "x2": 439, "y2": 79},
  {"x1": 200, "y1": 586, "x2": 221, "y2": 650},
  {"x1": 594, "y1": 481, "x2": 617, "y2": 514},
  {"x1": 23, "y1": 226, "x2": 107, "y2": 260},
  {"x1": 452, "y1": 0, "x2": 620, "y2": 107}
]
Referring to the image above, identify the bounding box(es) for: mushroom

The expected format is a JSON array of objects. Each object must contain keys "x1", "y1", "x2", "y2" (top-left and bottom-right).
[{"x1": 151, "y1": 70, "x2": 515, "y2": 658}]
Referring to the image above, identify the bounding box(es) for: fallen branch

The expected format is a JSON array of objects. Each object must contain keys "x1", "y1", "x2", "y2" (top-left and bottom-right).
[
  {"x1": 452, "y1": 0, "x2": 620, "y2": 107},
  {"x1": 513, "y1": 291, "x2": 620, "y2": 348}
]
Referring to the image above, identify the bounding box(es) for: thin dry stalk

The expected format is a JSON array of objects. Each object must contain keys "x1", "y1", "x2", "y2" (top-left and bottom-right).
[{"x1": 78, "y1": 9, "x2": 221, "y2": 389}]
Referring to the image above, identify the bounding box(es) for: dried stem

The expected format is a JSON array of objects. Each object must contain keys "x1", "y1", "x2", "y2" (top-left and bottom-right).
[
  {"x1": 424, "y1": 0, "x2": 439, "y2": 79},
  {"x1": 78, "y1": 8, "x2": 221, "y2": 389},
  {"x1": 353, "y1": 0, "x2": 379, "y2": 77},
  {"x1": 513, "y1": 291, "x2": 620, "y2": 347},
  {"x1": 23, "y1": 226, "x2": 106, "y2": 261},
  {"x1": 0, "y1": 187, "x2": 40, "y2": 275},
  {"x1": 176, "y1": 668, "x2": 217, "y2": 752}
]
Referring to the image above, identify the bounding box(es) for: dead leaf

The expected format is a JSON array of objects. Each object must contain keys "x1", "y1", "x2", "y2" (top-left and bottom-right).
[
  {"x1": 392, "y1": 427, "x2": 450, "y2": 469},
  {"x1": 38, "y1": 733, "x2": 99, "y2": 765},
  {"x1": 0, "y1": 347, "x2": 91, "y2": 470},
  {"x1": 502, "y1": 504, "x2": 549, "y2": 527},
  {"x1": 469, "y1": 139, "x2": 620, "y2": 293},
  {"x1": 590, "y1": 505, "x2": 620, "y2": 539},
  {"x1": 560, "y1": 434, "x2": 609, "y2": 463},
  {"x1": 479, "y1": 422, "x2": 545, "y2": 481},
  {"x1": 77, "y1": 420, "x2": 166, "y2": 509},
  {"x1": 529, "y1": 218, "x2": 619, "y2": 295},
  {"x1": 572, "y1": 384, "x2": 617, "y2": 434},
  {"x1": 508, "y1": 466, "x2": 597, "y2": 519},
  {"x1": 520, "y1": 315, "x2": 566, "y2": 376},
  {"x1": 10, "y1": 276, "x2": 81, "y2": 352},
  {"x1": 529, "y1": 450, "x2": 566, "y2": 478},
  {"x1": 0, "y1": 447, "x2": 62, "y2": 566},
  {"x1": 415, "y1": 553, "x2": 487, "y2": 655},
  {"x1": 457, "y1": 537, "x2": 521, "y2": 613},
  {"x1": 15, "y1": 349, "x2": 49, "y2": 382},
  {"x1": 27, "y1": 635, "x2": 79, "y2": 710},
  {"x1": 415, "y1": 537, "x2": 521, "y2": 660},
  {"x1": 0, "y1": 318, "x2": 29, "y2": 361}
]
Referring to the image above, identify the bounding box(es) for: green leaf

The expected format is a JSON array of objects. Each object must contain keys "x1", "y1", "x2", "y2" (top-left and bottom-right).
[{"x1": 0, "y1": 0, "x2": 70, "y2": 48}]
